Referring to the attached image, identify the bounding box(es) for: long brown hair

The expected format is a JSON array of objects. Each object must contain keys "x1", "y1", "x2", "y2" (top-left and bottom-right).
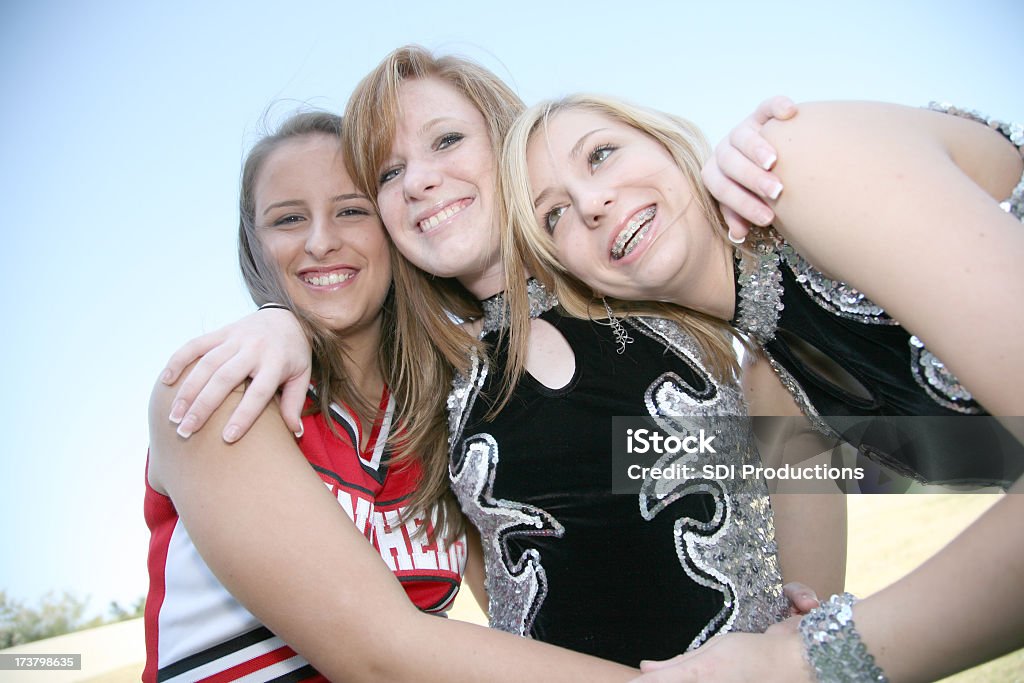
[
  {"x1": 341, "y1": 46, "x2": 527, "y2": 539},
  {"x1": 238, "y1": 111, "x2": 460, "y2": 537},
  {"x1": 238, "y1": 111, "x2": 388, "y2": 421}
]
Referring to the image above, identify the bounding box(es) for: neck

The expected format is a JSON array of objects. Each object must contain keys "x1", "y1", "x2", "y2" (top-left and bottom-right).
[
  {"x1": 337, "y1": 322, "x2": 386, "y2": 405},
  {"x1": 666, "y1": 238, "x2": 736, "y2": 321},
  {"x1": 458, "y1": 262, "x2": 506, "y2": 300}
]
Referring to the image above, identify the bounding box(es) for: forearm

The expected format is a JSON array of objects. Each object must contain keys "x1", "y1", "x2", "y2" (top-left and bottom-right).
[
  {"x1": 772, "y1": 491, "x2": 846, "y2": 598},
  {"x1": 388, "y1": 616, "x2": 635, "y2": 683},
  {"x1": 852, "y1": 486, "x2": 1024, "y2": 682},
  {"x1": 150, "y1": 372, "x2": 633, "y2": 682}
]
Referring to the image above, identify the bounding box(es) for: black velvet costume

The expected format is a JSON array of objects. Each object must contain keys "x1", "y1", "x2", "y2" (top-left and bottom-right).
[
  {"x1": 447, "y1": 284, "x2": 787, "y2": 666},
  {"x1": 731, "y1": 103, "x2": 1024, "y2": 487}
]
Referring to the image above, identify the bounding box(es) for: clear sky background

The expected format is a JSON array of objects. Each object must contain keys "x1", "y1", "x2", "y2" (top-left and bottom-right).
[{"x1": 1, "y1": 0, "x2": 1021, "y2": 618}]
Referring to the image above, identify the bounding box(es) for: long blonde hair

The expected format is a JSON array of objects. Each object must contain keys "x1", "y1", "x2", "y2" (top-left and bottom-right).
[
  {"x1": 500, "y1": 94, "x2": 745, "y2": 383},
  {"x1": 341, "y1": 45, "x2": 529, "y2": 539}
]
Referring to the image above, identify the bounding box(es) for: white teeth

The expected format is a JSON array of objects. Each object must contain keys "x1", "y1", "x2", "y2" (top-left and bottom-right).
[
  {"x1": 419, "y1": 201, "x2": 466, "y2": 231},
  {"x1": 303, "y1": 271, "x2": 354, "y2": 286},
  {"x1": 611, "y1": 206, "x2": 656, "y2": 260}
]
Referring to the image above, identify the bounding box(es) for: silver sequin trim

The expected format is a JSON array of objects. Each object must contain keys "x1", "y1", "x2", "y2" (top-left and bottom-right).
[
  {"x1": 448, "y1": 433, "x2": 565, "y2": 636},
  {"x1": 633, "y1": 316, "x2": 788, "y2": 648},
  {"x1": 905, "y1": 102, "x2": 1024, "y2": 414},
  {"x1": 479, "y1": 278, "x2": 558, "y2": 336},
  {"x1": 908, "y1": 335, "x2": 982, "y2": 414},
  {"x1": 447, "y1": 349, "x2": 487, "y2": 453},
  {"x1": 778, "y1": 241, "x2": 895, "y2": 325},
  {"x1": 761, "y1": 352, "x2": 838, "y2": 439},
  {"x1": 928, "y1": 101, "x2": 1024, "y2": 221},
  {"x1": 733, "y1": 242, "x2": 785, "y2": 342},
  {"x1": 446, "y1": 278, "x2": 563, "y2": 636}
]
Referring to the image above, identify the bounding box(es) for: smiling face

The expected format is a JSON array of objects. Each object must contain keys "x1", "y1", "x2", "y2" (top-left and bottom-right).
[
  {"x1": 254, "y1": 133, "x2": 391, "y2": 339},
  {"x1": 526, "y1": 108, "x2": 719, "y2": 304},
  {"x1": 374, "y1": 78, "x2": 502, "y2": 297}
]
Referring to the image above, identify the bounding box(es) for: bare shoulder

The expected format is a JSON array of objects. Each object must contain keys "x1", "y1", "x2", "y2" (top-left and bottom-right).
[
  {"x1": 146, "y1": 361, "x2": 253, "y2": 493},
  {"x1": 757, "y1": 100, "x2": 1021, "y2": 278},
  {"x1": 740, "y1": 350, "x2": 802, "y2": 418},
  {"x1": 762, "y1": 100, "x2": 963, "y2": 143},
  {"x1": 762, "y1": 100, "x2": 1021, "y2": 198}
]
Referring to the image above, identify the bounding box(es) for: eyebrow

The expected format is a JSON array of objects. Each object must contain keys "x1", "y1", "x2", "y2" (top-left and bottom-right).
[
  {"x1": 532, "y1": 128, "x2": 607, "y2": 209},
  {"x1": 261, "y1": 193, "x2": 368, "y2": 216},
  {"x1": 533, "y1": 187, "x2": 553, "y2": 210},
  {"x1": 419, "y1": 116, "x2": 465, "y2": 136},
  {"x1": 570, "y1": 128, "x2": 607, "y2": 160}
]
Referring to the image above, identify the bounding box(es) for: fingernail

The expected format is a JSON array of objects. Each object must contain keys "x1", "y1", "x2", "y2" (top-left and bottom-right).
[
  {"x1": 223, "y1": 425, "x2": 241, "y2": 443},
  {"x1": 176, "y1": 414, "x2": 197, "y2": 439},
  {"x1": 294, "y1": 423, "x2": 304, "y2": 439},
  {"x1": 169, "y1": 400, "x2": 187, "y2": 424},
  {"x1": 160, "y1": 369, "x2": 173, "y2": 384},
  {"x1": 762, "y1": 179, "x2": 783, "y2": 200},
  {"x1": 759, "y1": 150, "x2": 777, "y2": 171},
  {"x1": 728, "y1": 229, "x2": 746, "y2": 245},
  {"x1": 756, "y1": 209, "x2": 774, "y2": 226}
]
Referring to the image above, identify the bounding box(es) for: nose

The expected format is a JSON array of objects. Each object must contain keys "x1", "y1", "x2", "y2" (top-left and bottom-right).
[
  {"x1": 580, "y1": 184, "x2": 615, "y2": 229},
  {"x1": 402, "y1": 158, "x2": 443, "y2": 200},
  {"x1": 304, "y1": 216, "x2": 342, "y2": 260}
]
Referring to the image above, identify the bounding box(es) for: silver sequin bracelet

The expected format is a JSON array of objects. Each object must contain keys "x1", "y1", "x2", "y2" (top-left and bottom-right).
[{"x1": 798, "y1": 593, "x2": 888, "y2": 682}]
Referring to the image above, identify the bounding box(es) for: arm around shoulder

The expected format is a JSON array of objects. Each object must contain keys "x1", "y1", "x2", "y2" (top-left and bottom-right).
[
  {"x1": 147, "y1": 368, "x2": 635, "y2": 682},
  {"x1": 761, "y1": 101, "x2": 1024, "y2": 415}
]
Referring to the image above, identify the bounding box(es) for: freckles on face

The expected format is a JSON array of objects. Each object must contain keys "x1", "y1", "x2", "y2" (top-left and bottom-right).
[{"x1": 372, "y1": 78, "x2": 503, "y2": 290}]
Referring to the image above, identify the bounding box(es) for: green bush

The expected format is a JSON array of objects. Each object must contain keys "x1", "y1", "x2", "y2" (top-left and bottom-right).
[{"x1": 0, "y1": 590, "x2": 144, "y2": 648}]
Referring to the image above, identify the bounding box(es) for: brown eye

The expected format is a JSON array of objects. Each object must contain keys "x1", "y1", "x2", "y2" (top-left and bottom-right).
[
  {"x1": 338, "y1": 207, "x2": 370, "y2": 218},
  {"x1": 273, "y1": 215, "x2": 304, "y2": 228},
  {"x1": 436, "y1": 132, "x2": 464, "y2": 150},
  {"x1": 379, "y1": 167, "x2": 402, "y2": 185}
]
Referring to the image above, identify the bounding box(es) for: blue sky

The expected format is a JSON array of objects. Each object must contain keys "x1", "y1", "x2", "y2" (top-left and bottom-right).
[{"x1": 1, "y1": 0, "x2": 1021, "y2": 617}]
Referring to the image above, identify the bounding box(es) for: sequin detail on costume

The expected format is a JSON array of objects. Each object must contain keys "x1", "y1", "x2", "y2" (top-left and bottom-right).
[
  {"x1": 447, "y1": 350, "x2": 488, "y2": 457},
  {"x1": 733, "y1": 242, "x2": 785, "y2": 342},
  {"x1": 928, "y1": 102, "x2": 1024, "y2": 221},
  {"x1": 761, "y1": 354, "x2": 838, "y2": 438},
  {"x1": 908, "y1": 336, "x2": 983, "y2": 414},
  {"x1": 447, "y1": 278, "x2": 563, "y2": 636},
  {"x1": 449, "y1": 433, "x2": 565, "y2": 636},
  {"x1": 777, "y1": 241, "x2": 895, "y2": 325},
  {"x1": 733, "y1": 178, "x2": 1024, "y2": 415},
  {"x1": 902, "y1": 103, "x2": 1024, "y2": 414},
  {"x1": 479, "y1": 278, "x2": 559, "y2": 336},
  {"x1": 632, "y1": 317, "x2": 788, "y2": 648},
  {"x1": 767, "y1": 236, "x2": 987, "y2": 412}
]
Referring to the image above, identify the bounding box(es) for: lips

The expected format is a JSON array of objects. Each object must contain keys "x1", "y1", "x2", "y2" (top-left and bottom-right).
[
  {"x1": 416, "y1": 198, "x2": 472, "y2": 232},
  {"x1": 611, "y1": 205, "x2": 656, "y2": 260}
]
